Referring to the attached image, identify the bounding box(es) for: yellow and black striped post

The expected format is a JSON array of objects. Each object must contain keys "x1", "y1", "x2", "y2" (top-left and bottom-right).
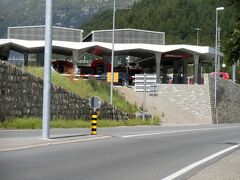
[{"x1": 91, "y1": 113, "x2": 98, "y2": 135}]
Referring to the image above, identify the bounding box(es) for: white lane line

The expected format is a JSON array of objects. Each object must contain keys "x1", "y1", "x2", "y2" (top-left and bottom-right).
[
  {"x1": 161, "y1": 144, "x2": 240, "y2": 180},
  {"x1": 121, "y1": 126, "x2": 240, "y2": 138}
]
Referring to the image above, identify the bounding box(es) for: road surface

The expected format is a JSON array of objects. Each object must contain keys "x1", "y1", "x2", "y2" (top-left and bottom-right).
[{"x1": 0, "y1": 124, "x2": 240, "y2": 180}]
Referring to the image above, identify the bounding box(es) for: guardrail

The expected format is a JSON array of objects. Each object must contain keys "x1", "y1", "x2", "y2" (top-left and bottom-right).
[{"x1": 61, "y1": 74, "x2": 101, "y2": 79}]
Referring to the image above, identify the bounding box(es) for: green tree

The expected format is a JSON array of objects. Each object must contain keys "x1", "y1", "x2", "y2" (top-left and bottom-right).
[
  {"x1": 222, "y1": 0, "x2": 240, "y2": 65},
  {"x1": 222, "y1": 24, "x2": 240, "y2": 65},
  {"x1": 81, "y1": 0, "x2": 238, "y2": 46}
]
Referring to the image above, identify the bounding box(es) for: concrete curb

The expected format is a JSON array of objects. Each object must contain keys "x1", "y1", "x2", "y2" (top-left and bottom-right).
[{"x1": 0, "y1": 135, "x2": 111, "y2": 153}]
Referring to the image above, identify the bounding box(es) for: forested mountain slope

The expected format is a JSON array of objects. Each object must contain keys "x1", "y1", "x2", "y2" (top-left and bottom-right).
[
  {"x1": 0, "y1": 0, "x2": 135, "y2": 38},
  {"x1": 81, "y1": 0, "x2": 239, "y2": 46}
]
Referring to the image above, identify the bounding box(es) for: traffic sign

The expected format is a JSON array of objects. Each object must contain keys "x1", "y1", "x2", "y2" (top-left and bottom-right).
[
  {"x1": 107, "y1": 72, "x2": 119, "y2": 83},
  {"x1": 149, "y1": 84, "x2": 158, "y2": 96},
  {"x1": 89, "y1": 96, "x2": 102, "y2": 110},
  {"x1": 134, "y1": 74, "x2": 157, "y2": 92}
]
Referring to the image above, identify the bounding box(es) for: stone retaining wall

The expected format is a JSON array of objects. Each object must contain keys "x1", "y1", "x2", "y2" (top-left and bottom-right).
[
  {"x1": 151, "y1": 74, "x2": 212, "y2": 125},
  {"x1": 0, "y1": 61, "x2": 132, "y2": 121},
  {"x1": 209, "y1": 76, "x2": 240, "y2": 123}
]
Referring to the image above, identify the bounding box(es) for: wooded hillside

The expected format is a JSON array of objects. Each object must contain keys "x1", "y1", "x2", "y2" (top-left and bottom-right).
[{"x1": 81, "y1": 0, "x2": 239, "y2": 46}]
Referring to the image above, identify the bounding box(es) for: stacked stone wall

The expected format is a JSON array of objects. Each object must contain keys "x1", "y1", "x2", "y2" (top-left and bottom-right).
[
  {"x1": 0, "y1": 61, "x2": 132, "y2": 121},
  {"x1": 209, "y1": 76, "x2": 240, "y2": 123},
  {"x1": 156, "y1": 75, "x2": 212, "y2": 124}
]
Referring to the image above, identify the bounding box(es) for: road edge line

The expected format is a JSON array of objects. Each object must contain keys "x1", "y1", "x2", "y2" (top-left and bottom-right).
[
  {"x1": 161, "y1": 144, "x2": 240, "y2": 180},
  {"x1": 121, "y1": 126, "x2": 240, "y2": 138}
]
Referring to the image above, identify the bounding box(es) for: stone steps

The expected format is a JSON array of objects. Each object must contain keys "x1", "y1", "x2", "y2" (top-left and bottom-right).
[
  {"x1": 117, "y1": 74, "x2": 212, "y2": 124},
  {"x1": 156, "y1": 83, "x2": 212, "y2": 124}
]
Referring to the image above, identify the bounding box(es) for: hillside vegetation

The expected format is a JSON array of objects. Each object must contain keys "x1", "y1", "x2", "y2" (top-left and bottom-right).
[
  {"x1": 81, "y1": 0, "x2": 239, "y2": 46},
  {"x1": 0, "y1": 0, "x2": 134, "y2": 38},
  {"x1": 26, "y1": 67, "x2": 138, "y2": 113}
]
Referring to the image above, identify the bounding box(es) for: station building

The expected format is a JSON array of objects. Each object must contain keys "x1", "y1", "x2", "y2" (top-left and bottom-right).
[
  {"x1": 8, "y1": 25, "x2": 83, "y2": 42},
  {"x1": 4, "y1": 25, "x2": 83, "y2": 67},
  {"x1": 83, "y1": 28, "x2": 165, "y2": 45},
  {"x1": 82, "y1": 28, "x2": 165, "y2": 76},
  {"x1": 0, "y1": 26, "x2": 218, "y2": 84}
]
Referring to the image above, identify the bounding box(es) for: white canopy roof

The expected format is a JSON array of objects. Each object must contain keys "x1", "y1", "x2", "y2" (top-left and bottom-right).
[{"x1": 0, "y1": 38, "x2": 219, "y2": 59}]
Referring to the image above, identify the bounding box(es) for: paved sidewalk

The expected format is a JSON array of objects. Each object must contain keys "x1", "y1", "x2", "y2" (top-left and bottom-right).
[
  {"x1": 0, "y1": 133, "x2": 110, "y2": 152},
  {"x1": 189, "y1": 149, "x2": 240, "y2": 180}
]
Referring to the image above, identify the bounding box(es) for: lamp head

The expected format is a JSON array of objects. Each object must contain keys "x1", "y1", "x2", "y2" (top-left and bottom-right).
[
  {"x1": 195, "y1": 28, "x2": 202, "y2": 31},
  {"x1": 216, "y1": 7, "x2": 224, "y2": 11}
]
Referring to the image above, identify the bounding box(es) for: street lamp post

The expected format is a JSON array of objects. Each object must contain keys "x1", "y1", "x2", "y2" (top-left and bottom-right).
[
  {"x1": 195, "y1": 28, "x2": 201, "y2": 46},
  {"x1": 217, "y1": 27, "x2": 222, "y2": 73},
  {"x1": 42, "y1": 0, "x2": 53, "y2": 139},
  {"x1": 214, "y1": 7, "x2": 224, "y2": 124},
  {"x1": 110, "y1": 0, "x2": 116, "y2": 105}
]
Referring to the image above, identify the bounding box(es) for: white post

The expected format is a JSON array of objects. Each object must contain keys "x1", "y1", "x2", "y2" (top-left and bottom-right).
[
  {"x1": 232, "y1": 63, "x2": 236, "y2": 83},
  {"x1": 42, "y1": 0, "x2": 53, "y2": 139}
]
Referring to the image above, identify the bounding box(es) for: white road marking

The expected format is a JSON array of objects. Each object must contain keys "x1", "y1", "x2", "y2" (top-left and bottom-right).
[
  {"x1": 121, "y1": 126, "x2": 240, "y2": 138},
  {"x1": 161, "y1": 144, "x2": 239, "y2": 180}
]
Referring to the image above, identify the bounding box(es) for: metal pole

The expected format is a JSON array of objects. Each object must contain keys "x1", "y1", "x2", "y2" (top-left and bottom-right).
[
  {"x1": 214, "y1": 9, "x2": 217, "y2": 108},
  {"x1": 195, "y1": 28, "x2": 201, "y2": 46},
  {"x1": 214, "y1": 8, "x2": 218, "y2": 124},
  {"x1": 143, "y1": 73, "x2": 146, "y2": 120},
  {"x1": 151, "y1": 84, "x2": 156, "y2": 125},
  {"x1": 217, "y1": 27, "x2": 221, "y2": 73},
  {"x1": 152, "y1": 85, "x2": 154, "y2": 124},
  {"x1": 42, "y1": 0, "x2": 53, "y2": 139},
  {"x1": 214, "y1": 7, "x2": 224, "y2": 124},
  {"x1": 197, "y1": 30, "x2": 199, "y2": 46},
  {"x1": 110, "y1": 0, "x2": 116, "y2": 105}
]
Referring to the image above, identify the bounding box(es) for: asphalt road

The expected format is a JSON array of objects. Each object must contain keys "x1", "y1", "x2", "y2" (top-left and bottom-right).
[{"x1": 1, "y1": 124, "x2": 240, "y2": 180}]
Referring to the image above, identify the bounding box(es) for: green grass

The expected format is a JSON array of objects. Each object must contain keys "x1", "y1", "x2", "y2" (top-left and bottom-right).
[
  {"x1": 26, "y1": 67, "x2": 137, "y2": 113},
  {"x1": 0, "y1": 117, "x2": 160, "y2": 129}
]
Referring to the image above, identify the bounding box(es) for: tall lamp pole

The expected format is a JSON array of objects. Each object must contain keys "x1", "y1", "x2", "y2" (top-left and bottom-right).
[
  {"x1": 214, "y1": 7, "x2": 224, "y2": 124},
  {"x1": 110, "y1": 0, "x2": 116, "y2": 105},
  {"x1": 42, "y1": 0, "x2": 53, "y2": 139}
]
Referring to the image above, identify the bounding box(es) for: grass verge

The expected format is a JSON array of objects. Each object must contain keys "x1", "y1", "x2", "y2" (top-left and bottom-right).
[
  {"x1": 0, "y1": 117, "x2": 160, "y2": 129},
  {"x1": 26, "y1": 67, "x2": 138, "y2": 113}
]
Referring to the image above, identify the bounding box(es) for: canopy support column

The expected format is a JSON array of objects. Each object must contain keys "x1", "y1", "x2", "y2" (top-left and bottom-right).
[
  {"x1": 193, "y1": 54, "x2": 200, "y2": 84},
  {"x1": 72, "y1": 50, "x2": 79, "y2": 75},
  {"x1": 173, "y1": 61, "x2": 179, "y2": 84},
  {"x1": 155, "y1": 53, "x2": 161, "y2": 83},
  {"x1": 162, "y1": 66, "x2": 168, "y2": 83},
  {"x1": 198, "y1": 60, "x2": 202, "y2": 84},
  {"x1": 36, "y1": 53, "x2": 44, "y2": 67},
  {"x1": 24, "y1": 53, "x2": 29, "y2": 66},
  {"x1": 183, "y1": 60, "x2": 188, "y2": 84}
]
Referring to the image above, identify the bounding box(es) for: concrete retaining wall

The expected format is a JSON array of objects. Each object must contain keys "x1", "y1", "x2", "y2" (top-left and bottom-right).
[{"x1": 0, "y1": 61, "x2": 132, "y2": 121}]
